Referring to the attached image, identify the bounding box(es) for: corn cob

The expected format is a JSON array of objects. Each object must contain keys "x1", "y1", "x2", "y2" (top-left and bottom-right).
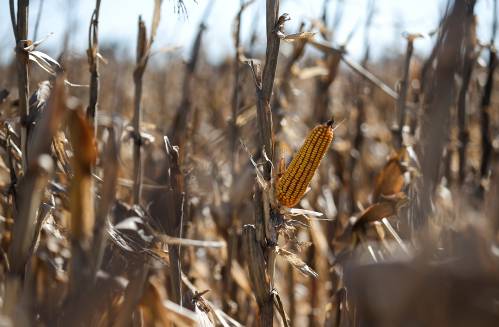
[{"x1": 276, "y1": 120, "x2": 334, "y2": 207}]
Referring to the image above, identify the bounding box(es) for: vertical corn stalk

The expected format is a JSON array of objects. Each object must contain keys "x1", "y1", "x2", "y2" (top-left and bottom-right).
[
  {"x1": 225, "y1": 0, "x2": 247, "y2": 311},
  {"x1": 306, "y1": 244, "x2": 318, "y2": 326},
  {"x1": 230, "y1": 0, "x2": 245, "y2": 174},
  {"x1": 67, "y1": 107, "x2": 97, "y2": 296},
  {"x1": 312, "y1": 0, "x2": 342, "y2": 126},
  {"x1": 457, "y1": 11, "x2": 476, "y2": 184},
  {"x1": 243, "y1": 224, "x2": 273, "y2": 326},
  {"x1": 8, "y1": 75, "x2": 66, "y2": 276},
  {"x1": 170, "y1": 0, "x2": 214, "y2": 148},
  {"x1": 286, "y1": 264, "x2": 296, "y2": 325},
  {"x1": 91, "y1": 127, "x2": 119, "y2": 276},
  {"x1": 360, "y1": 0, "x2": 375, "y2": 65},
  {"x1": 418, "y1": 0, "x2": 474, "y2": 225},
  {"x1": 273, "y1": 22, "x2": 306, "y2": 325},
  {"x1": 164, "y1": 137, "x2": 184, "y2": 305},
  {"x1": 312, "y1": 51, "x2": 342, "y2": 125},
  {"x1": 395, "y1": 35, "x2": 415, "y2": 146},
  {"x1": 255, "y1": 0, "x2": 281, "y2": 178},
  {"x1": 86, "y1": 0, "x2": 102, "y2": 132},
  {"x1": 132, "y1": 1, "x2": 162, "y2": 204},
  {"x1": 132, "y1": 17, "x2": 147, "y2": 205},
  {"x1": 10, "y1": 0, "x2": 30, "y2": 172},
  {"x1": 273, "y1": 21, "x2": 306, "y2": 136},
  {"x1": 8, "y1": 158, "x2": 53, "y2": 276},
  {"x1": 479, "y1": 0, "x2": 497, "y2": 187},
  {"x1": 245, "y1": 0, "x2": 282, "y2": 324},
  {"x1": 147, "y1": 137, "x2": 185, "y2": 307}
]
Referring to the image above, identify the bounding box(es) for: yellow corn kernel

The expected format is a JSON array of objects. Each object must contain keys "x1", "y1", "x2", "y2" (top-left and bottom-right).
[{"x1": 276, "y1": 121, "x2": 334, "y2": 207}]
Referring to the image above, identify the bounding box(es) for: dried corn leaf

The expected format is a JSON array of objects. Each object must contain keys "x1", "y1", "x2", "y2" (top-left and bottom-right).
[
  {"x1": 381, "y1": 218, "x2": 410, "y2": 255},
  {"x1": 372, "y1": 149, "x2": 407, "y2": 201},
  {"x1": 272, "y1": 289, "x2": 290, "y2": 327},
  {"x1": 150, "y1": 0, "x2": 163, "y2": 43},
  {"x1": 140, "y1": 275, "x2": 194, "y2": 326},
  {"x1": 279, "y1": 31, "x2": 315, "y2": 42},
  {"x1": 353, "y1": 193, "x2": 408, "y2": 228},
  {"x1": 27, "y1": 80, "x2": 51, "y2": 124},
  {"x1": 161, "y1": 300, "x2": 199, "y2": 326},
  {"x1": 194, "y1": 305, "x2": 214, "y2": 327},
  {"x1": 276, "y1": 246, "x2": 318, "y2": 278},
  {"x1": 181, "y1": 273, "x2": 243, "y2": 327},
  {"x1": 28, "y1": 50, "x2": 62, "y2": 76},
  {"x1": 52, "y1": 131, "x2": 72, "y2": 175},
  {"x1": 287, "y1": 207, "x2": 324, "y2": 218},
  {"x1": 106, "y1": 219, "x2": 170, "y2": 265},
  {"x1": 159, "y1": 235, "x2": 225, "y2": 248}
]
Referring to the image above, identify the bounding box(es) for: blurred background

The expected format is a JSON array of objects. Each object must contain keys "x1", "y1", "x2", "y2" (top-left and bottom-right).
[{"x1": 0, "y1": 0, "x2": 499, "y2": 326}]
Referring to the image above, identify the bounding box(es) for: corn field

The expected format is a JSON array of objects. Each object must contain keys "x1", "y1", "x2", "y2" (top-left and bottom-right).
[{"x1": 0, "y1": 0, "x2": 498, "y2": 326}]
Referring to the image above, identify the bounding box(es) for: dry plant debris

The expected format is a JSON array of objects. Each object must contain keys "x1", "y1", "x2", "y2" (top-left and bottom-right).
[{"x1": 0, "y1": 0, "x2": 497, "y2": 326}]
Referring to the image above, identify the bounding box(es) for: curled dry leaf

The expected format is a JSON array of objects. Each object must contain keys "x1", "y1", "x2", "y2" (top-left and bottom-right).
[
  {"x1": 276, "y1": 246, "x2": 318, "y2": 278},
  {"x1": 287, "y1": 207, "x2": 324, "y2": 218},
  {"x1": 372, "y1": 148, "x2": 407, "y2": 202},
  {"x1": 353, "y1": 192, "x2": 408, "y2": 229},
  {"x1": 28, "y1": 50, "x2": 63, "y2": 76},
  {"x1": 275, "y1": 13, "x2": 291, "y2": 33}
]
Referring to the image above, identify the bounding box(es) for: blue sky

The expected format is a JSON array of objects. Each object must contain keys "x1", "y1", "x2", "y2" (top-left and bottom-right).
[{"x1": 0, "y1": 0, "x2": 498, "y2": 64}]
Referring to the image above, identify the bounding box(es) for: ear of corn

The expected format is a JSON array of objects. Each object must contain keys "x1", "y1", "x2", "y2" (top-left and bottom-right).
[{"x1": 276, "y1": 121, "x2": 334, "y2": 207}]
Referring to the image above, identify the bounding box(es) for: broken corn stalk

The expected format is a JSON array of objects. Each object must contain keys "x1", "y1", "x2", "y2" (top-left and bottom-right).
[{"x1": 276, "y1": 120, "x2": 334, "y2": 207}]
